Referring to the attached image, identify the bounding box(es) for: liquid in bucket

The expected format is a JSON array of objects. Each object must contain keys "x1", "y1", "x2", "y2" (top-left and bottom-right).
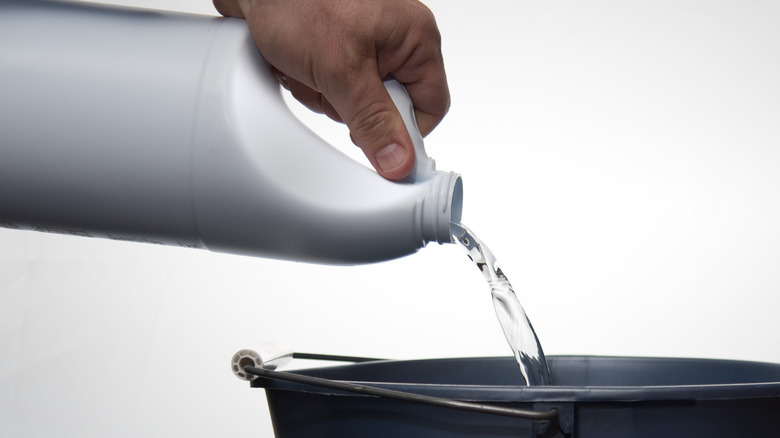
[{"x1": 451, "y1": 223, "x2": 552, "y2": 386}]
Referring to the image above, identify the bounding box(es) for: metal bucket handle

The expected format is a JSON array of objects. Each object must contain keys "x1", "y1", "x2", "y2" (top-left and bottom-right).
[{"x1": 240, "y1": 352, "x2": 559, "y2": 422}]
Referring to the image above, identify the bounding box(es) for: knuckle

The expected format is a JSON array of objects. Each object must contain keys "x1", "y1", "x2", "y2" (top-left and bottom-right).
[{"x1": 348, "y1": 100, "x2": 396, "y2": 146}]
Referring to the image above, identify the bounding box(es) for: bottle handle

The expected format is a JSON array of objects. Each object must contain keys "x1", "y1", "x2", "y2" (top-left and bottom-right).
[{"x1": 384, "y1": 79, "x2": 437, "y2": 182}]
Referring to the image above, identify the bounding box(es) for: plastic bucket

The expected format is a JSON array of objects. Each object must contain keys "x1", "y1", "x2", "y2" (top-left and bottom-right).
[{"x1": 248, "y1": 355, "x2": 780, "y2": 437}]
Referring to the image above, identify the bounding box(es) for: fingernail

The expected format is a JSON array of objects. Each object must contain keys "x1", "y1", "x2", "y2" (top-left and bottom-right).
[{"x1": 375, "y1": 143, "x2": 408, "y2": 173}]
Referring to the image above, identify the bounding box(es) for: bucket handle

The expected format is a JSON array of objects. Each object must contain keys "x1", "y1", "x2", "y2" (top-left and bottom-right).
[{"x1": 242, "y1": 353, "x2": 558, "y2": 422}]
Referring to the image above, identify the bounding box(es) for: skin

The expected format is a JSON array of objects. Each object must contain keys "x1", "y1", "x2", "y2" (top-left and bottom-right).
[{"x1": 212, "y1": 0, "x2": 450, "y2": 180}]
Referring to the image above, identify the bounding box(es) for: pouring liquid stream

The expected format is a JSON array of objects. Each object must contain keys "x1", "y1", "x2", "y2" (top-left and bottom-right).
[{"x1": 451, "y1": 223, "x2": 552, "y2": 386}]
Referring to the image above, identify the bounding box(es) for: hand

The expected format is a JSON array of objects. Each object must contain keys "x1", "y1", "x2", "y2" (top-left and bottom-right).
[{"x1": 213, "y1": 0, "x2": 450, "y2": 181}]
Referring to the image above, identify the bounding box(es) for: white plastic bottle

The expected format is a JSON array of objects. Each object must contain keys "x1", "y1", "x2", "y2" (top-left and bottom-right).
[{"x1": 0, "y1": 0, "x2": 462, "y2": 264}]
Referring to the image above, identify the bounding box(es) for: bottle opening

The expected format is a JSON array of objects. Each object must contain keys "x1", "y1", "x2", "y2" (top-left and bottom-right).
[{"x1": 450, "y1": 176, "x2": 463, "y2": 226}]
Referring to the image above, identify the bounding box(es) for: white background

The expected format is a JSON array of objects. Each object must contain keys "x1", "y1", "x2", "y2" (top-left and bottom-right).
[{"x1": 2, "y1": 0, "x2": 779, "y2": 436}]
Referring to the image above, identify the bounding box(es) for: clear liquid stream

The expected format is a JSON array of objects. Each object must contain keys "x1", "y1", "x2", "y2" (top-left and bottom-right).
[{"x1": 451, "y1": 222, "x2": 552, "y2": 386}]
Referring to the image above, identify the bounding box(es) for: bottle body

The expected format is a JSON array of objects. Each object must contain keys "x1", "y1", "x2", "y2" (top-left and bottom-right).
[{"x1": 0, "y1": 0, "x2": 462, "y2": 264}]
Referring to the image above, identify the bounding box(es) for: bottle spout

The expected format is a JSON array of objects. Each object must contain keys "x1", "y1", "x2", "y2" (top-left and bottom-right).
[
  {"x1": 385, "y1": 80, "x2": 463, "y2": 244},
  {"x1": 423, "y1": 171, "x2": 463, "y2": 244}
]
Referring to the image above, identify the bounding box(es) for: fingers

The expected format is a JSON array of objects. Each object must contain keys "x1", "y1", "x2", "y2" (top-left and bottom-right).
[
  {"x1": 273, "y1": 68, "x2": 342, "y2": 123},
  {"x1": 212, "y1": 0, "x2": 243, "y2": 17},
  {"x1": 274, "y1": 64, "x2": 416, "y2": 180},
  {"x1": 382, "y1": 5, "x2": 450, "y2": 138},
  {"x1": 216, "y1": 0, "x2": 449, "y2": 181},
  {"x1": 319, "y1": 69, "x2": 416, "y2": 181},
  {"x1": 404, "y1": 71, "x2": 450, "y2": 137}
]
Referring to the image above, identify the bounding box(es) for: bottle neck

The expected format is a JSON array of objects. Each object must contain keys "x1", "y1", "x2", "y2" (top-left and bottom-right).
[{"x1": 419, "y1": 171, "x2": 463, "y2": 245}]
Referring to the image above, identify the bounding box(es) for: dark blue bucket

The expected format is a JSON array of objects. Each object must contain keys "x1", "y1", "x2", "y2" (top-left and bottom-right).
[{"x1": 248, "y1": 355, "x2": 780, "y2": 437}]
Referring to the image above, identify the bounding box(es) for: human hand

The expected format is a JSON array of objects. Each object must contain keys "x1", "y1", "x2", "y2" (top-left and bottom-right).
[{"x1": 213, "y1": 0, "x2": 450, "y2": 181}]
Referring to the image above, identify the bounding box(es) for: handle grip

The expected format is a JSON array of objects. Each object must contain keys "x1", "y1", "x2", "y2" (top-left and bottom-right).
[{"x1": 384, "y1": 79, "x2": 437, "y2": 182}]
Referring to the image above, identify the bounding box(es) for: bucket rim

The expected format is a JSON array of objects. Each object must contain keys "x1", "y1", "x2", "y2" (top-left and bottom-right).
[{"x1": 251, "y1": 355, "x2": 780, "y2": 403}]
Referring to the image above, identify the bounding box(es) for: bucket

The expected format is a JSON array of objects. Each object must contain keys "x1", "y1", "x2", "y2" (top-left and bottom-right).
[{"x1": 245, "y1": 354, "x2": 780, "y2": 437}]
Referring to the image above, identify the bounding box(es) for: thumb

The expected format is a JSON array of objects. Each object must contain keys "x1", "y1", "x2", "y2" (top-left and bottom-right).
[{"x1": 327, "y1": 77, "x2": 416, "y2": 181}]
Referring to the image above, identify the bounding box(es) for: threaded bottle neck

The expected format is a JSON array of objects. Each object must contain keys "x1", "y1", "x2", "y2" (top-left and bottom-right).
[{"x1": 420, "y1": 171, "x2": 463, "y2": 245}]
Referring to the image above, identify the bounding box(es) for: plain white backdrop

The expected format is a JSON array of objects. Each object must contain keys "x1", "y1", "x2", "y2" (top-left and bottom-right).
[{"x1": 2, "y1": 0, "x2": 779, "y2": 436}]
